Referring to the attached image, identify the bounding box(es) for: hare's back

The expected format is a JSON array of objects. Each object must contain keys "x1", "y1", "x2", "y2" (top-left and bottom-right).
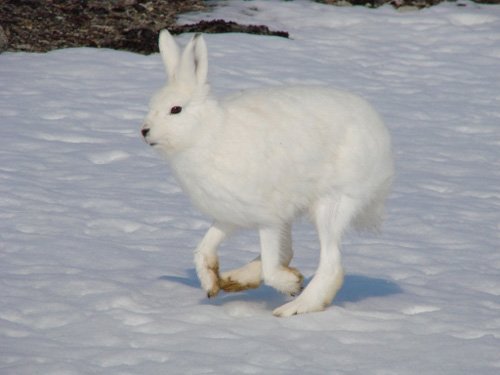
[
  {"x1": 224, "y1": 85, "x2": 381, "y2": 136},
  {"x1": 222, "y1": 85, "x2": 391, "y2": 196}
]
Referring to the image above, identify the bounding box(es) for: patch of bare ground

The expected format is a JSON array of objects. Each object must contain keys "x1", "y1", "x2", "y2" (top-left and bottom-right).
[{"x1": 1, "y1": 0, "x2": 498, "y2": 54}]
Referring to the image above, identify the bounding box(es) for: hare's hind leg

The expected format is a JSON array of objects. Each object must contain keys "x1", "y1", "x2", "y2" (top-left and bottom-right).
[
  {"x1": 260, "y1": 223, "x2": 304, "y2": 296},
  {"x1": 194, "y1": 222, "x2": 232, "y2": 298},
  {"x1": 273, "y1": 195, "x2": 359, "y2": 317}
]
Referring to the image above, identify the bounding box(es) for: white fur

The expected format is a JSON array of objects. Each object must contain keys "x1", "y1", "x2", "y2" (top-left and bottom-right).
[{"x1": 142, "y1": 30, "x2": 394, "y2": 316}]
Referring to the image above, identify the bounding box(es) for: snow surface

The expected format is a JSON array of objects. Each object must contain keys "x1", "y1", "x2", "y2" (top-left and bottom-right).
[{"x1": 1, "y1": 1, "x2": 500, "y2": 374}]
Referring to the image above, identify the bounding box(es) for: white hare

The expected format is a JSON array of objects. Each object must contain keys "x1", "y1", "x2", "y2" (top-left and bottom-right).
[{"x1": 141, "y1": 30, "x2": 394, "y2": 317}]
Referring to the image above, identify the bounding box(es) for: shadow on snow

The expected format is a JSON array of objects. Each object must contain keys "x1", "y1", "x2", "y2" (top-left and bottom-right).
[{"x1": 159, "y1": 270, "x2": 402, "y2": 308}]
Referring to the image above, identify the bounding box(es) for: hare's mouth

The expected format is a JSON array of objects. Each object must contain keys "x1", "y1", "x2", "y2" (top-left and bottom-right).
[
  {"x1": 143, "y1": 137, "x2": 157, "y2": 147},
  {"x1": 141, "y1": 126, "x2": 158, "y2": 147}
]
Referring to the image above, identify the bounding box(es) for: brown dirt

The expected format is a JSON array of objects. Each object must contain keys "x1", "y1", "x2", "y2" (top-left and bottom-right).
[{"x1": 0, "y1": 0, "x2": 287, "y2": 55}]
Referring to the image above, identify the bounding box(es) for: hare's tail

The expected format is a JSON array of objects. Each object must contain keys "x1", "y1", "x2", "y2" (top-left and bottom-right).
[{"x1": 352, "y1": 176, "x2": 393, "y2": 233}]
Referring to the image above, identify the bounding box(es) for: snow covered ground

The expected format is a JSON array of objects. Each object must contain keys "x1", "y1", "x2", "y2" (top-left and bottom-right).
[{"x1": 1, "y1": 0, "x2": 499, "y2": 373}]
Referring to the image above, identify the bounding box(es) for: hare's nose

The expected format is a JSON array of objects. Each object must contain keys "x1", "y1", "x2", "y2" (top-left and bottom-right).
[{"x1": 141, "y1": 127, "x2": 150, "y2": 138}]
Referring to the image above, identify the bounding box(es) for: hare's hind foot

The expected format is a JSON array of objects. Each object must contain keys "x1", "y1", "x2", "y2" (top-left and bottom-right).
[{"x1": 273, "y1": 268, "x2": 344, "y2": 317}]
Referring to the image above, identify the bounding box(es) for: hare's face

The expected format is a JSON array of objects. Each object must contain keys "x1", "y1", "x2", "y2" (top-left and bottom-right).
[
  {"x1": 142, "y1": 84, "x2": 199, "y2": 155},
  {"x1": 142, "y1": 30, "x2": 209, "y2": 157}
]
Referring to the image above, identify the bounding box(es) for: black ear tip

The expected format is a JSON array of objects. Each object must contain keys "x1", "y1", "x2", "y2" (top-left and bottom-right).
[{"x1": 194, "y1": 32, "x2": 202, "y2": 39}]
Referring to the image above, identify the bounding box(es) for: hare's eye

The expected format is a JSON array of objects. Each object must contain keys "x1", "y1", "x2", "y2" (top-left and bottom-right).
[{"x1": 170, "y1": 106, "x2": 182, "y2": 115}]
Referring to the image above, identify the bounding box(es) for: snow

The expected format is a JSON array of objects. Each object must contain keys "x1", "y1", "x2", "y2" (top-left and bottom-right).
[{"x1": 1, "y1": 0, "x2": 500, "y2": 373}]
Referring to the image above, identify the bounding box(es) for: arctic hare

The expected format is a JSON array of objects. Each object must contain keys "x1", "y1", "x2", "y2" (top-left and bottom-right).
[{"x1": 141, "y1": 30, "x2": 394, "y2": 317}]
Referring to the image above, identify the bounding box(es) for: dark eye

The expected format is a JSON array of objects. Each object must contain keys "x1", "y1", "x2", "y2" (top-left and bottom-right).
[{"x1": 170, "y1": 106, "x2": 182, "y2": 115}]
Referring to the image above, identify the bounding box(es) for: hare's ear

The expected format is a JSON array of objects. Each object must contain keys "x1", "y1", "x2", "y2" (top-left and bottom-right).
[
  {"x1": 193, "y1": 34, "x2": 208, "y2": 85},
  {"x1": 178, "y1": 33, "x2": 208, "y2": 86},
  {"x1": 159, "y1": 30, "x2": 180, "y2": 81}
]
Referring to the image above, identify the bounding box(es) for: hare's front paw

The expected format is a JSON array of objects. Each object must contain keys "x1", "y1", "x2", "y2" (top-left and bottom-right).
[
  {"x1": 194, "y1": 253, "x2": 220, "y2": 298},
  {"x1": 219, "y1": 259, "x2": 262, "y2": 292},
  {"x1": 265, "y1": 266, "x2": 304, "y2": 297}
]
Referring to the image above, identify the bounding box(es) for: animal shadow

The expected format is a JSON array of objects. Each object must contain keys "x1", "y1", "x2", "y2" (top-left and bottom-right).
[
  {"x1": 336, "y1": 274, "x2": 402, "y2": 304},
  {"x1": 159, "y1": 270, "x2": 401, "y2": 307},
  {"x1": 158, "y1": 268, "x2": 200, "y2": 289}
]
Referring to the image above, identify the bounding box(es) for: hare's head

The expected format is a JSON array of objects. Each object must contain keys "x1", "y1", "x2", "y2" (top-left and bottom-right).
[{"x1": 142, "y1": 30, "x2": 209, "y2": 155}]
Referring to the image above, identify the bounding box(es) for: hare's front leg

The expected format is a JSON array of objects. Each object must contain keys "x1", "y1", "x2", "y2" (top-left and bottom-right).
[
  {"x1": 194, "y1": 222, "x2": 232, "y2": 298},
  {"x1": 260, "y1": 223, "x2": 304, "y2": 296},
  {"x1": 219, "y1": 256, "x2": 262, "y2": 292}
]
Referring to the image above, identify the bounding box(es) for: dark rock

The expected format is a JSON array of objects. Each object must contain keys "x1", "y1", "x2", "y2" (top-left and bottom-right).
[
  {"x1": 0, "y1": 25, "x2": 7, "y2": 52},
  {"x1": 171, "y1": 20, "x2": 289, "y2": 39}
]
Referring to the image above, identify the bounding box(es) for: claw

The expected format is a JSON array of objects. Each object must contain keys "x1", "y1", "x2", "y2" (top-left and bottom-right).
[
  {"x1": 206, "y1": 285, "x2": 220, "y2": 299},
  {"x1": 290, "y1": 285, "x2": 304, "y2": 297}
]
